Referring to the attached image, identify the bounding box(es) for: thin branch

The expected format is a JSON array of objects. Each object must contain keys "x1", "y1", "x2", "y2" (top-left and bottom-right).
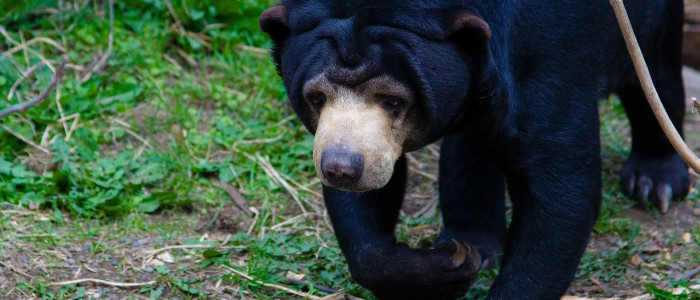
[
  {"x1": 222, "y1": 265, "x2": 324, "y2": 300},
  {"x1": 145, "y1": 244, "x2": 237, "y2": 260},
  {"x1": 609, "y1": 0, "x2": 700, "y2": 174},
  {"x1": 49, "y1": 278, "x2": 157, "y2": 287},
  {"x1": 675, "y1": 266, "x2": 700, "y2": 281},
  {"x1": 0, "y1": 56, "x2": 68, "y2": 119},
  {"x1": 7, "y1": 62, "x2": 47, "y2": 101},
  {"x1": 0, "y1": 261, "x2": 35, "y2": 280},
  {"x1": 283, "y1": 277, "x2": 339, "y2": 294},
  {"x1": 214, "y1": 179, "x2": 253, "y2": 217},
  {"x1": 163, "y1": 0, "x2": 185, "y2": 35},
  {"x1": 0, "y1": 124, "x2": 50, "y2": 153},
  {"x1": 254, "y1": 153, "x2": 309, "y2": 214},
  {"x1": 1, "y1": 37, "x2": 66, "y2": 57},
  {"x1": 0, "y1": 27, "x2": 57, "y2": 73}
]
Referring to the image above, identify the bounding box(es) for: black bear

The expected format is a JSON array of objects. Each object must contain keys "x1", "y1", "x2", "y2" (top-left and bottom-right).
[{"x1": 260, "y1": 0, "x2": 689, "y2": 299}]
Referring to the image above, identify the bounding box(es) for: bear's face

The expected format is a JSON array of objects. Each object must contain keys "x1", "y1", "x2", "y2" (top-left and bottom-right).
[
  {"x1": 261, "y1": 1, "x2": 491, "y2": 191},
  {"x1": 305, "y1": 73, "x2": 413, "y2": 191}
]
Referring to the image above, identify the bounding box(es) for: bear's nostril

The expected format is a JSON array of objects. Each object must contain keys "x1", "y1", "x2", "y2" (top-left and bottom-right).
[{"x1": 321, "y1": 147, "x2": 365, "y2": 187}]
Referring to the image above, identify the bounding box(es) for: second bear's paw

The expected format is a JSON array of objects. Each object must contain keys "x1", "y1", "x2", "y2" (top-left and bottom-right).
[
  {"x1": 620, "y1": 151, "x2": 690, "y2": 213},
  {"x1": 348, "y1": 241, "x2": 481, "y2": 300}
]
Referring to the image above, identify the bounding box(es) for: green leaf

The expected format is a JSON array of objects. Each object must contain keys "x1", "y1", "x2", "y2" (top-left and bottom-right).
[
  {"x1": 138, "y1": 199, "x2": 160, "y2": 213},
  {"x1": 11, "y1": 165, "x2": 37, "y2": 178},
  {"x1": 218, "y1": 167, "x2": 235, "y2": 182},
  {"x1": 0, "y1": 158, "x2": 12, "y2": 174},
  {"x1": 130, "y1": 163, "x2": 165, "y2": 184},
  {"x1": 202, "y1": 249, "x2": 223, "y2": 259},
  {"x1": 20, "y1": 192, "x2": 44, "y2": 207},
  {"x1": 186, "y1": 36, "x2": 202, "y2": 50},
  {"x1": 154, "y1": 265, "x2": 170, "y2": 275},
  {"x1": 97, "y1": 84, "x2": 143, "y2": 106},
  {"x1": 149, "y1": 285, "x2": 164, "y2": 300},
  {"x1": 189, "y1": 8, "x2": 205, "y2": 20},
  {"x1": 174, "y1": 280, "x2": 199, "y2": 295},
  {"x1": 183, "y1": 238, "x2": 200, "y2": 245}
]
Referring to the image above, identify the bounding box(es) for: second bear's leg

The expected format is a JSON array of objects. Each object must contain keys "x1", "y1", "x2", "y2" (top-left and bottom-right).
[{"x1": 435, "y1": 134, "x2": 506, "y2": 265}]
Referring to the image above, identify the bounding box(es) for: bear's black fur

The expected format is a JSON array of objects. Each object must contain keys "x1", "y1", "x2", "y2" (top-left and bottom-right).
[{"x1": 260, "y1": 1, "x2": 689, "y2": 299}]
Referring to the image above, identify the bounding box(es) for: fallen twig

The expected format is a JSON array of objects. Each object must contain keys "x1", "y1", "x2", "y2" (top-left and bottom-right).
[
  {"x1": 610, "y1": 0, "x2": 700, "y2": 173},
  {"x1": 49, "y1": 278, "x2": 157, "y2": 287},
  {"x1": 214, "y1": 179, "x2": 253, "y2": 217},
  {"x1": 144, "y1": 242, "x2": 244, "y2": 263},
  {"x1": 675, "y1": 266, "x2": 700, "y2": 281},
  {"x1": 222, "y1": 265, "x2": 324, "y2": 300},
  {"x1": 411, "y1": 195, "x2": 439, "y2": 219},
  {"x1": 0, "y1": 261, "x2": 36, "y2": 280},
  {"x1": 0, "y1": 124, "x2": 51, "y2": 153},
  {"x1": 0, "y1": 56, "x2": 68, "y2": 119},
  {"x1": 284, "y1": 277, "x2": 339, "y2": 294},
  {"x1": 255, "y1": 153, "x2": 309, "y2": 214},
  {"x1": 8, "y1": 62, "x2": 48, "y2": 101},
  {"x1": 1, "y1": 36, "x2": 66, "y2": 57}
]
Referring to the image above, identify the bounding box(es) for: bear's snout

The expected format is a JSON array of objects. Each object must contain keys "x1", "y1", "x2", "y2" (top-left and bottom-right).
[{"x1": 320, "y1": 147, "x2": 365, "y2": 187}]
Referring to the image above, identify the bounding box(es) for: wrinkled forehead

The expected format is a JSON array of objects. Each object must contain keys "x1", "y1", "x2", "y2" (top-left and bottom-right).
[
  {"x1": 282, "y1": 7, "x2": 452, "y2": 87},
  {"x1": 284, "y1": 0, "x2": 450, "y2": 40}
]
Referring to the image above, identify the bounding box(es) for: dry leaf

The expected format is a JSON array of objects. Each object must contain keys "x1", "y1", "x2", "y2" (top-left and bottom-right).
[
  {"x1": 630, "y1": 254, "x2": 644, "y2": 268},
  {"x1": 682, "y1": 232, "x2": 692, "y2": 243},
  {"x1": 156, "y1": 251, "x2": 174, "y2": 263},
  {"x1": 285, "y1": 271, "x2": 306, "y2": 281}
]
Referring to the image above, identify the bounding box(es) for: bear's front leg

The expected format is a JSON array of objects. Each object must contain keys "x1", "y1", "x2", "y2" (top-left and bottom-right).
[
  {"x1": 324, "y1": 156, "x2": 481, "y2": 300},
  {"x1": 487, "y1": 147, "x2": 601, "y2": 300}
]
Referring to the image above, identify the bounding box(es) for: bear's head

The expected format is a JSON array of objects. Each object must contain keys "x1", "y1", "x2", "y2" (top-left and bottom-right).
[{"x1": 260, "y1": 1, "x2": 491, "y2": 192}]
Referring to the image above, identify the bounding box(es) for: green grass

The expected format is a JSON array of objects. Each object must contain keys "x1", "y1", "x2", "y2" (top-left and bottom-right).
[{"x1": 0, "y1": 1, "x2": 699, "y2": 299}]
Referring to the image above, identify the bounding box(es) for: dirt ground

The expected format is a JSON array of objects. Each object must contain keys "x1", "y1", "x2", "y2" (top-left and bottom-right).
[
  {"x1": 2, "y1": 40, "x2": 700, "y2": 300},
  {"x1": 2, "y1": 71, "x2": 700, "y2": 299}
]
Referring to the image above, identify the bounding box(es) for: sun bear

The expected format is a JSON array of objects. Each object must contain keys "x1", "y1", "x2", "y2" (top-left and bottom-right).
[{"x1": 260, "y1": 0, "x2": 689, "y2": 299}]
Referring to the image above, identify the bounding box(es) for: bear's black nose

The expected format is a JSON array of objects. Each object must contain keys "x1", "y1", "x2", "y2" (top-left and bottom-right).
[{"x1": 321, "y1": 147, "x2": 365, "y2": 187}]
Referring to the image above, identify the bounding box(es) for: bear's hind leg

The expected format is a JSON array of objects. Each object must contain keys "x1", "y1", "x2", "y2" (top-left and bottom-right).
[
  {"x1": 618, "y1": 10, "x2": 690, "y2": 212},
  {"x1": 434, "y1": 134, "x2": 507, "y2": 266}
]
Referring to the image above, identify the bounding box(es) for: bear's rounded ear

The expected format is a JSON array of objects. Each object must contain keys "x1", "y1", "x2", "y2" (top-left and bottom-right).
[
  {"x1": 446, "y1": 12, "x2": 491, "y2": 47},
  {"x1": 260, "y1": 6, "x2": 290, "y2": 40}
]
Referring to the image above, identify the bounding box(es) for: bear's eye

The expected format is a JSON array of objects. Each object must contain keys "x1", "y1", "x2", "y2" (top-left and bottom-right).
[
  {"x1": 305, "y1": 92, "x2": 326, "y2": 109},
  {"x1": 377, "y1": 95, "x2": 405, "y2": 115}
]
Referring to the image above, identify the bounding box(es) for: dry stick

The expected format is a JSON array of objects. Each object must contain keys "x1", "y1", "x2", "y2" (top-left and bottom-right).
[
  {"x1": 0, "y1": 124, "x2": 50, "y2": 153},
  {"x1": 0, "y1": 261, "x2": 35, "y2": 280},
  {"x1": 283, "y1": 277, "x2": 339, "y2": 294},
  {"x1": 49, "y1": 278, "x2": 157, "y2": 288},
  {"x1": 675, "y1": 266, "x2": 700, "y2": 281},
  {"x1": 221, "y1": 265, "x2": 324, "y2": 300},
  {"x1": 1, "y1": 37, "x2": 66, "y2": 57},
  {"x1": 8, "y1": 62, "x2": 47, "y2": 100},
  {"x1": 610, "y1": 0, "x2": 700, "y2": 174},
  {"x1": 213, "y1": 179, "x2": 253, "y2": 216},
  {"x1": 0, "y1": 56, "x2": 68, "y2": 119}
]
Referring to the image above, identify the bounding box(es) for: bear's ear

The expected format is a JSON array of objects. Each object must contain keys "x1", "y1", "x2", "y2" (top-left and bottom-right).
[
  {"x1": 260, "y1": 6, "x2": 290, "y2": 40},
  {"x1": 445, "y1": 12, "x2": 491, "y2": 48}
]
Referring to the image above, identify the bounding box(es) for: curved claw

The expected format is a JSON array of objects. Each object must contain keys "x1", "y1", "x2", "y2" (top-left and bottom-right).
[
  {"x1": 655, "y1": 184, "x2": 672, "y2": 214},
  {"x1": 450, "y1": 239, "x2": 467, "y2": 266},
  {"x1": 635, "y1": 176, "x2": 653, "y2": 202}
]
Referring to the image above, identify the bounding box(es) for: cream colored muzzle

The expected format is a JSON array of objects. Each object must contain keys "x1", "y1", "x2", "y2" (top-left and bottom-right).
[{"x1": 309, "y1": 76, "x2": 407, "y2": 192}]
